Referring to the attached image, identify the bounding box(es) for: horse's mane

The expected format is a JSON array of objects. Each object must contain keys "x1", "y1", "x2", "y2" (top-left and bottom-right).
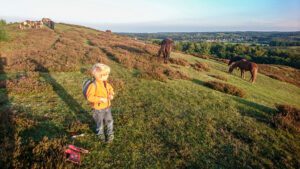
[
  {"x1": 231, "y1": 59, "x2": 243, "y2": 68},
  {"x1": 228, "y1": 56, "x2": 245, "y2": 65},
  {"x1": 161, "y1": 38, "x2": 173, "y2": 45}
]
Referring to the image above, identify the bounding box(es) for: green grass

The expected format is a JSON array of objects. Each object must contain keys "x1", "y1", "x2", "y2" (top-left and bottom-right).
[
  {"x1": 2, "y1": 52, "x2": 300, "y2": 168},
  {"x1": 1, "y1": 23, "x2": 300, "y2": 168}
]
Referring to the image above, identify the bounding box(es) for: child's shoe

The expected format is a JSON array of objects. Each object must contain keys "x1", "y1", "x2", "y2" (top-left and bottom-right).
[
  {"x1": 98, "y1": 134, "x2": 105, "y2": 142},
  {"x1": 107, "y1": 134, "x2": 114, "y2": 143}
]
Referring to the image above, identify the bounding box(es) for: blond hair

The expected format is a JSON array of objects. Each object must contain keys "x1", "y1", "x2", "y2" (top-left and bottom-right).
[{"x1": 91, "y1": 63, "x2": 110, "y2": 77}]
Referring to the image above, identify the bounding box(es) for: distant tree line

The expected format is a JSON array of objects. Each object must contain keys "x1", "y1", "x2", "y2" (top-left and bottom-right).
[
  {"x1": 269, "y1": 40, "x2": 300, "y2": 46},
  {"x1": 170, "y1": 41, "x2": 300, "y2": 69},
  {"x1": 122, "y1": 32, "x2": 300, "y2": 45}
]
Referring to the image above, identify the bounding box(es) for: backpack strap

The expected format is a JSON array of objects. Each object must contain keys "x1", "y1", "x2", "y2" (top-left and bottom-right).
[
  {"x1": 103, "y1": 81, "x2": 110, "y2": 106},
  {"x1": 104, "y1": 81, "x2": 107, "y2": 88},
  {"x1": 93, "y1": 80, "x2": 97, "y2": 92}
]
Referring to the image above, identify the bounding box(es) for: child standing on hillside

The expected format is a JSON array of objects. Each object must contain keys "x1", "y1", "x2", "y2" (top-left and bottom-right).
[{"x1": 87, "y1": 63, "x2": 115, "y2": 142}]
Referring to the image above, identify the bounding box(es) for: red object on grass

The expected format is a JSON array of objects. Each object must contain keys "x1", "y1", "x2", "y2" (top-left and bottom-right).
[{"x1": 64, "y1": 144, "x2": 89, "y2": 164}]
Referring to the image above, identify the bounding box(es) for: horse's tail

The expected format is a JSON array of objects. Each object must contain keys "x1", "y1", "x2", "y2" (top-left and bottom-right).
[
  {"x1": 158, "y1": 44, "x2": 165, "y2": 57},
  {"x1": 252, "y1": 65, "x2": 258, "y2": 83}
]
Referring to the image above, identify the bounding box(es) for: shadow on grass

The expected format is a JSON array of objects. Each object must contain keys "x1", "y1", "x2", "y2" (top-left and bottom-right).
[
  {"x1": 0, "y1": 57, "x2": 16, "y2": 168},
  {"x1": 19, "y1": 113, "x2": 65, "y2": 141},
  {"x1": 232, "y1": 97, "x2": 275, "y2": 124},
  {"x1": 30, "y1": 59, "x2": 94, "y2": 130},
  {"x1": 191, "y1": 78, "x2": 206, "y2": 86},
  {"x1": 0, "y1": 58, "x2": 85, "y2": 168},
  {"x1": 114, "y1": 45, "x2": 145, "y2": 54},
  {"x1": 99, "y1": 47, "x2": 120, "y2": 63},
  {"x1": 31, "y1": 60, "x2": 84, "y2": 112},
  {"x1": 192, "y1": 78, "x2": 275, "y2": 124}
]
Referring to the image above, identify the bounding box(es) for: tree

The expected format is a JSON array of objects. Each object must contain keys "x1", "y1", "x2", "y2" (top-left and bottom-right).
[
  {"x1": 186, "y1": 43, "x2": 197, "y2": 54},
  {"x1": 211, "y1": 43, "x2": 226, "y2": 58},
  {"x1": 198, "y1": 43, "x2": 211, "y2": 55},
  {"x1": 232, "y1": 44, "x2": 247, "y2": 55}
]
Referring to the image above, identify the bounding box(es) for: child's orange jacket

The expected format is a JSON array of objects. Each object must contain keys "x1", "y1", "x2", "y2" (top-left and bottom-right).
[{"x1": 86, "y1": 80, "x2": 114, "y2": 110}]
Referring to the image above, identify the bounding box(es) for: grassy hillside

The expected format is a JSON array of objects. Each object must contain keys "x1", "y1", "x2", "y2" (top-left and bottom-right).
[{"x1": 0, "y1": 23, "x2": 300, "y2": 169}]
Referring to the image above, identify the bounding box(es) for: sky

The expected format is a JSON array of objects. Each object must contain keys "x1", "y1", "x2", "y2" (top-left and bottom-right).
[{"x1": 0, "y1": 0, "x2": 299, "y2": 32}]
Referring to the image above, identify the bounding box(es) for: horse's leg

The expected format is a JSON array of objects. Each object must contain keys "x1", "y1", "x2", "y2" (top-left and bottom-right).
[
  {"x1": 166, "y1": 49, "x2": 171, "y2": 63},
  {"x1": 163, "y1": 51, "x2": 167, "y2": 64},
  {"x1": 241, "y1": 69, "x2": 245, "y2": 79},
  {"x1": 240, "y1": 69, "x2": 243, "y2": 78}
]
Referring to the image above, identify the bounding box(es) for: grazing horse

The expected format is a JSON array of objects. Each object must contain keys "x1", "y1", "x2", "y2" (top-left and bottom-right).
[
  {"x1": 42, "y1": 18, "x2": 52, "y2": 24},
  {"x1": 42, "y1": 18, "x2": 55, "y2": 30},
  {"x1": 158, "y1": 38, "x2": 173, "y2": 63},
  {"x1": 229, "y1": 60, "x2": 258, "y2": 83},
  {"x1": 228, "y1": 56, "x2": 245, "y2": 66}
]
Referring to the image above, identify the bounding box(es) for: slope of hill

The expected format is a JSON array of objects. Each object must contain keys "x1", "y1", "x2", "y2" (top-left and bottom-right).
[{"x1": 0, "y1": 23, "x2": 300, "y2": 169}]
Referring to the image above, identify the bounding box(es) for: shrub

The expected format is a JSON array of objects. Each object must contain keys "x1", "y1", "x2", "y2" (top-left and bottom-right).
[
  {"x1": 272, "y1": 104, "x2": 300, "y2": 133},
  {"x1": 31, "y1": 136, "x2": 67, "y2": 169},
  {"x1": 0, "y1": 107, "x2": 69, "y2": 169},
  {"x1": 204, "y1": 81, "x2": 246, "y2": 97},
  {"x1": 0, "y1": 80, "x2": 5, "y2": 88},
  {"x1": 163, "y1": 68, "x2": 190, "y2": 80},
  {"x1": 191, "y1": 53, "x2": 210, "y2": 59},
  {"x1": 143, "y1": 44, "x2": 159, "y2": 55},
  {"x1": 265, "y1": 74, "x2": 284, "y2": 81},
  {"x1": 6, "y1": 71, "x2": 52, "y2": 94},
  {"x1": 212, "y1": 58, "x2": 229, "y2": 64},
  {"x1": 137, "y1": 66, "x2": 168, "y2": 82},
  {"x1": 259, "y1": 64, "x2": 300, "y2": 87},
  {"x1": 169, "y1": 58, "x2": 189, "y2": 66},
  {"x1": 137, "y1": 64, "x2": 190, "y2": 82},
  {"x1": 191, "y1": 62, "x2": 210, "y2": 71},
  {"x1": 66, "y1": 120, "x2": 90, "y2": 135}
]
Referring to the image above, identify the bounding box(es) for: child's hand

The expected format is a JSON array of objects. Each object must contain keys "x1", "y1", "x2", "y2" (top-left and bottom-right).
[
  {"x1": 100, "y1": 98, "x2": 108, "y2": 103},
  {"x1": 108, "y1": 94, "x2": 114, "y2": 100}
]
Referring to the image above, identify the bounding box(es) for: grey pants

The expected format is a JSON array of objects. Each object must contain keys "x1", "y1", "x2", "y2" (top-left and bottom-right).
[{"x1": 93, "y1": 108, "x2": 113, "y2": 136}]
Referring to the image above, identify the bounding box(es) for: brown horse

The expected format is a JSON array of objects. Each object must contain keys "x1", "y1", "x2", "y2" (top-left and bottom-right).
[
  {"x1": 158, "y1": 38, "x2": 173, "y2": 63},
  {"x1": 229, "y1": 60, "x2": 258, "y2": 83}
]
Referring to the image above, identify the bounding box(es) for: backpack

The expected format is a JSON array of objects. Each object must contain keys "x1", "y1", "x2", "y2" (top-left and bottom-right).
[
  {"x1": 82, "y1": 78, "x2": 96, "y2": 100},
  {"x1": 82, "y1": 79, "x2": 107, "y2": 100}
]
